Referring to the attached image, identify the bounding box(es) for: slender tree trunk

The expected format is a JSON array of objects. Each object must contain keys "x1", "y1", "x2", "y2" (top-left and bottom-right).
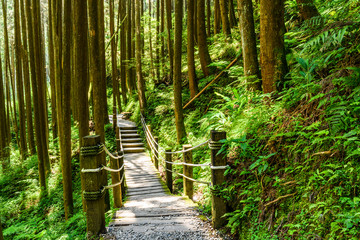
[
  {"x1": 187, "y1": 0, "x2": 198, "y2": 98},
  {"x1": 238, "y1": 0, "x2": 261, "y2": 91},
  {"x1": 214, "y1": 0, "x2": 221, "y2": 34},
  {"x1": 0, "y1": 50, "x2": 9, "y2": 171},
  {"x1": 174, "y1": 0, "x2": 186, "y2": 143},
  {"x1": 110, "y1": 0, "x2": 120, "y2": 128},
  {"x1": 260, "y1": 0, "x2": 288, "y2": 93},
  {"x1": 135, "y1": 0, "x2": 147, "y2": 113},
  {"x1": 166, "y1": 0, "x2": 173, "y2": 82},
  {"x1": 20, "y1": 0, "x2": 36, "y2": 155},
  {"x1": 160, "y1": 0, "x2": 165, "y2": 79},
  {"x1": 88, "y1": 0, "x2": 110, "y2": 215},
  {"x1": 131, "y1": 2, "x2": 136, "y2": 90},
  {"x1": 120, "y1": 0, "x2": 127, "y2": 106},
  {"x1": 10, "y1": 47, "x2": 20, "y2": 148},
  {"x1": 219, "y1": 0, "x2": 231, "y2": 35},
  {"x1": 148, "y1": 0, "x2": 155, "y2": 78},
  {"x1": 127, "y1": 0, "x2": 134, "y2": 92},
  {"x1": 229, "y1": 0, "x2": 237, "y2": 28},
  {"x1": 296, "y1": 0, "x2": 320, "y2": 20},
  {"x1": 14, "y1": 0, "x2": 28, "y2": 160},
  {"x1": 59, "y1": 0, "x2": 74, "y2": 220},
  {"x1": 155, "y1": 0, "x2": 160, "y2": 84},
  {"x1": 27, "y1": 0, "x2": 48, "y2": 192},
  {"x1": 74, "y1": 0, "x2": 89, "y2": 212},
  {"x1": 198, "y1": 0, "x2": 212, "y2": 77},
  {"x1": 206, "y1": 0, "x2": 211, "y2": 36},
  {"x1": 99, "y1": 0, "x2": 109, "y2": 125},
  {"x1": 0, "y1": 218, "x2": 3, "y2": 240},
  {"x1": 48, "y1": 0, "x2": 57, "y2": 142},
  {"x1": 193, "y1": 0, "x2": 197, "y2": 45}
]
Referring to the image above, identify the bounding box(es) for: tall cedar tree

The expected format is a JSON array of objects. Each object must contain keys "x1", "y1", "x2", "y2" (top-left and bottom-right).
[
  {"x1": 0, "y1": 219, "x2": 3, "y2": 240},
  {"x1": 155, "y1": 0, "x2": 160, "y2": 84},
  {"x1": 174, "y1": 0, "x2": 186, "y2": 143},
  {"x1": 27, "y1": 0, "x2": 50, "y2": 191},
  {"x1": 206, "y1": 0, "x2": 211, "y2": 36},
  {"x1": 135, "y1": 0, "x2": 147, "y2": 113},
  {"x1": 260, "y1": 0, "x2": 288, "y2": 93},
  {"x1": 127, "y1": 0, "x2": 135, "y2": 92},
  {"x1": 214, "y1": 0, "x2": 221, "y2": 34},
  {"x1": 110, "y1": 0, "x2": 120, "y2": 129},
  {"x1": 296, "y1": 0, "x2": 320, "y2": 20},
  {"x1": 238, "y1": 0, "x2": 261, "y2": 91},
  {"x1": 73, "y1": 0, "x2": 89, "y2": 211},
  {"x1": 187, "y1": 0, "x2": 198, "y2": 98},
  {"x1": 166, "y1": 0, "x2": 173, "y2": 82},
  {"x1": 197, "y1": 0, "x2": 212, "y2": 77},
  {"x1": 48, "y1": 0, "x2": 58, "y2": 141},
  {"x1": 1, "y1": 0, "x2": 12, "y2": 148},
  {"x1": 88, "y1": 0, "x2": 110, "y2": 212},
  {"x1": 160, "y1": 0, "x2": 165, "y2": 79},
  {"x1": 229, "y1": 0, "x2": 237, "y2": 28},
  {"x1": 14, "y1": 0, "x2": 28, "y2": 160},
  {"x1": 219, "y1": 0, "x2": 231, "y2": 35},
  {"x1": 20, "y1": 0, "x2": 36, "y2": 155},
  {"x1": 131, "y1": 1, "x2": 136, "y2": 90},
  {"x1": 120, "y1": 0, "x2": 127, "y2": 105},
  {"x1": 0, "y1": 50, "x2": 9, "y2": 170},
  {"x1": 61, "y1": 0, "x2": 74, "y2": 219},
  {"x1": 148, "y1": 0, "x2": 155, "y2": 77},
  {"x1": 11, "y1": 46, "x2": 20, "y2": 148}
]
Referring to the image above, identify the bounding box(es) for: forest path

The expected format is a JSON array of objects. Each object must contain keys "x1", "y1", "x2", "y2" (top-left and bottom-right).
[{"x1": 106, "y1": 118, "x2": 223, "y2": 239}]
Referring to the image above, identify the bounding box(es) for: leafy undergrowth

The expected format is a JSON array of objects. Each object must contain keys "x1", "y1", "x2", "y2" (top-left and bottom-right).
[
  {"x1": 140, "y1": 1, "x2": 360, "y2": 239},
  {"x1": 0, "y1": 124, "x2": 117, "y2": 239}
]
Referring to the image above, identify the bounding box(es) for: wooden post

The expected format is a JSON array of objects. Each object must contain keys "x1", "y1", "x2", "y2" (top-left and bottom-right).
[
  {"x1": 118, "y1": 150, "x2": 126, "y2": 198},
  {"x1": 110, "y1": 152, "x2": 122, "y2": 208},
  {"x1": 154, "y1": 136, "x2": 159, "y2": 170},
  {"x1": 0, "y1": 218, "x2": 3, "y2": 240},
  {"x1": 147, "y1": 124, "x2": 153, "y2": 162},
  {"x1": 210, "y1": 130, "x2": 227, "y2": 229},
  {"x1": 183, "y1": 144, "x2": 193, "y2": 200},
  {"x1": 165, "y1": 149, "x2": 173, "y2": 193},
  {"x1": 115, "y1": 126, "x2": 120, "y2": 152},
  {"x1": 81, "y1": 135, "x2": 106, "y2": 238},
  {"x1": 112, "y1": 106, "x2": 117, "y2": 129}
]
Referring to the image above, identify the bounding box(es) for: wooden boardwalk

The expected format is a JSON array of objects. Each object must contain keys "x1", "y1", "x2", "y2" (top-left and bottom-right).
[{"x1": 107, "y1": 119, "x2": 218, "y2": 238}]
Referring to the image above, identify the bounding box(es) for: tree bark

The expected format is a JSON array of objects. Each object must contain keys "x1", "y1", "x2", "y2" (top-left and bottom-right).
[
  {"x1": 135, "y1": 0, "x2": 147, "y2": 113},
  {"x1": 238, "y1": 0, "x2": 261, "y2": 91},
  {"x1": 296, "y1": 0, "x2": 320, "y2": 20},
  {"x1": 120, "y1": 0, "x2": 127, "y2": 106},
  {"x1": 14, "y1": 0, "x2": 28, "y2": 160},
  {"x1": 0, "y1": 48, "x2": 9, "y2": 171},
  {"x1": 73, "y1": 0, "x2": 89, "y2": 211},
  {"x1": 198, "y1": 0, "x2": 212, "y2": 77},
  {"x1": 206, "y1": 0, "x2": 211, "y2": 36},
  {"x1": 260, "y1": 0, "x2": 288, "y2": 93},
  {"x1": 229, "y1": 0, "x2": 237, "y2": 28},
  {"x1": 155, "y1": 0, "x2": 160, "y2": 84},
  {"x1": 174, "y1": 0, "x2": 186, "y2": 143},
  {"x1": 148, "y1": 0, "x2": 155, "y2": 78},
  {"x1": 127, "y1": 0, "x2": 135, "y2": 92},
  {"x1": 166, "y1": 0, "x2": 174, "y2": 82},
  {"x1": 219, "y1": 0, "x2": 231, "y2": 35},
  {"x1": 214, "y1": 0, "x2": 221, "y2": 34},
  {"x1": 187, "y1": 0, "x2": 198, "y2": 98}
]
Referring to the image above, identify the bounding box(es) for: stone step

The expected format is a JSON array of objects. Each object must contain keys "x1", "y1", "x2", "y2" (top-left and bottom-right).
[
  {"x1": 121, "y1": 138, "x2": 143, "y2": 143},
  {"x1": 120, "y1": 126, "x2": 137, "y2": 131},
  {"x1": 120, "y1": 129, "x2": 138, "y2": 134},
  {"x1": 121, "y1": 133, "x2": 140, "y2": 139},
  {"x1": 122, "y1": 142, "x2": 144, "y2": 148},
  {"x1": 123, "y1": 147, "x2": 145, "y2": 153}
]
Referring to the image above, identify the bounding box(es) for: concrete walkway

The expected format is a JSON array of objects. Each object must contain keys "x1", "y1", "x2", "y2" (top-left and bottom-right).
[{"x1": 106, "y1": 118, "x2": 224, "y2": 239}]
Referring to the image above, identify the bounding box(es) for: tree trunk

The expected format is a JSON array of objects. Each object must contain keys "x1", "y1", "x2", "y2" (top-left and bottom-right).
[
  {"x1": 47, "y1": 0, "x2": 58, "y2": 142},
  {"x1": 206, "y1": 0, "x2": 211, "y2": 37},
  {"x1": 131, "y1": 2, "x2": 136, "y2": 90},
  {"x1": 296, "y1": 0, "x2": 320, "y2": 20},
  {"x1": 229, "y1": 0, "x2": 237, "y2": 28},
  {"x1": 127, "y1": 0, "x2": 135, "y2": 92},
  {"x1": 14, "y1": 0, "x2": 28, "y2": 160},
  {"x1": 148, "y1": 0, "x2": 155, "y2": 78},
  {"x1": 193, "y1": 0, "x2": 197, "y2": 45},
  {"x1": 160, "y1": 0, "x2": 165, "y2": 80},
  {"x1": 214, "y1": 0, "x2": 221, "y2": 34},
  {"x1": 187, "y1": 0, "x2": 198, "y2": 98},
  {"x1": 110, "y1": 0, "x2": 120, "y2": 126},
  {"x1": 219, "y1": 0, "x2": 231, "y2": 35},
  {"x1": 260, "y1": 0, "x2": 288, "y2": 93},
  {"x1": 27, "y1": 0, "x2": 49, "y2": 192},
  {"x1": 238, "y1": 0, "x2": 261, "y2": 91},
  {"x1": 166, "y1": 0, "x2": 173, "y2": 82},
  {"x1": 0, "y1": 218, "x2": 3, "y2": 240},
  {"x1": 174, "y1": 0, "x2": 186, "y2": 143},
  {"x1": 135, "y1": 0, "x2": 147, "y2": 113},
  {"x1": 88, "y1": 0, "x2": 110, "y2": 214},
  {"x1": 20, "y1": 0, "x2": 36, "y2": 155},
  {"x1": 0, "y1": 49, "x2": 9, "y2": 171},
  {"x1": 155, "y1": 0, "x2": 160, "y2": 84},
  {"x1": 60, "y1": 0, "x2": 74, "y2": 220},
  {"x1": 73, "y1": 0, "x2": 89, "y2": 211},
  {"x1": 198, "y1": 0, "x2": 212, "y2": 77},
  {"x1": 120, "y1": 0, "x2": 127, "y2": 106}
]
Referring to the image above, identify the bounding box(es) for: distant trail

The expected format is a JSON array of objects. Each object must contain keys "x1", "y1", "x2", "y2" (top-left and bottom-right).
[{"x1": 105, "y1": 118, "x2": 225, "y2": 240}]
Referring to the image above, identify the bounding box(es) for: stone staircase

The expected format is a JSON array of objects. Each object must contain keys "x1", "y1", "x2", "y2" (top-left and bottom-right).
[{"x1": 120, "y1": 126, "x2": 145, "y2": 154}]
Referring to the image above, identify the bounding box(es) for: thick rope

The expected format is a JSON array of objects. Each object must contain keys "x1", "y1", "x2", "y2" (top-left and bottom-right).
[
  {"x1": 103, "y1": 164, "x2": 125, "y2": 173},
  {"x1": 166, "y1": 139, "x2": 211, "y2": 154},
  {"x1": 104, "y1": 173, "x2": 125, "y2": 189},
  {"x1": 103, "y1": 144, "x2": 124, "y2": 159}
]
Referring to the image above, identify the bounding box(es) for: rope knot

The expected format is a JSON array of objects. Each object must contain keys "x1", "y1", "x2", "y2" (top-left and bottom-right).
[
  {"x1": 208, "y1": 140, "x2": 224, "y2": 150},
  {"x1": 83, "y1": 188, "x2": 105, "y2": 201},
  {"x1": 80, "y1": 144, "x2": 104, "y2": 156}
]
